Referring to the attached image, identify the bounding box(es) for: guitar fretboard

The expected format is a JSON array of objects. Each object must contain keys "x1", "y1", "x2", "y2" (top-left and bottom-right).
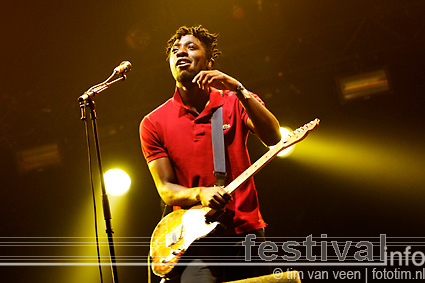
[
  {"x1": 226, "y1": 118, "x2": 319, "y2": 194},
  {"x1": 226, "y1": 139, "x2": 285, "y2": 195}
]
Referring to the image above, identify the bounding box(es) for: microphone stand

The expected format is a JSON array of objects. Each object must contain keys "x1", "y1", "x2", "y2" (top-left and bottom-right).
[{"x1": 79, "y1": 72, "x2": 127, "y2": 283}]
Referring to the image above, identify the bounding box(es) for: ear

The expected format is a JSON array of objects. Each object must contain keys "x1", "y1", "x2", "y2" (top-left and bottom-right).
[{"x1": 207, "y1": 59, "x2": 215, "y2": 70}]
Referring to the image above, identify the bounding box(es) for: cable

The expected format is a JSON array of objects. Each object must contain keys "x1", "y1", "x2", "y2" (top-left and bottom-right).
[
  {"x1": 147, "y1": 248, "x2": 151, "y2": 283},
  {"x1": 83, "y1": 102, "x2": 104, "y2": 283}
]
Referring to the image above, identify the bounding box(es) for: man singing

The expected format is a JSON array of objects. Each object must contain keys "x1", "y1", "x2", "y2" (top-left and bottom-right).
[{"x1": 140, "y1": 25, "x2": 281, "y2": 282}]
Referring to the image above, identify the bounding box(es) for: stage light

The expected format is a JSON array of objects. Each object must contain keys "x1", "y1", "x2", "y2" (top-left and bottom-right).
[
  {"x1": 16, "y1": 143, "x2": 61, "y2": 173},
  {"x1": 336, "y1": 68, "x2": 391, "y2": 103},
  {"x1": 271, "y1": 127, "x2": 296, "y2": 158},
  {"x1": 289, "y1": 133, "x2": 425, "y2": 195},
  {"x1": 104, "y1": 169, "x2": 131, "y2": 196}
]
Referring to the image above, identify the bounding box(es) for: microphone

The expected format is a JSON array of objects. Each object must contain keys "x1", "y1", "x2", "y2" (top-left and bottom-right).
[
  {"x1": 78, "y1": 61, "x2": 132, "y2": 101},
  {"x1": 114, "y1": 61, "x2": 132, "y2": 74}
]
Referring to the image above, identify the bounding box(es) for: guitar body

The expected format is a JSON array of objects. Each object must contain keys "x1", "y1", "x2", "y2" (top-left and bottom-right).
[
  {"x1": 150, "y1": 118, "x2": 320, "y2": 279},
  {"x1": 150, "y1": 205, "x2": 219, "y2": 277}
]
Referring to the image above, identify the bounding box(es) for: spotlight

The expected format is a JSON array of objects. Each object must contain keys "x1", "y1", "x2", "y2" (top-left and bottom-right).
[
  {"x1": 104, "y1": 169, "x2": 131, "y2": 196},
  {"x1": 271, "y1": 127, "x2": 296, "y2": 158}
]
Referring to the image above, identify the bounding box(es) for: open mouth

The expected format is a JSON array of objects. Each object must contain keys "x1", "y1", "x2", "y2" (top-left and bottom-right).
[{"x1": 176, "y1": 59, "x2": 191, "y2": 68}]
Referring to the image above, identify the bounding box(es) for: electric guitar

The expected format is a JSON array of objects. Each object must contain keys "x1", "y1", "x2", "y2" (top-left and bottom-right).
[{"x1": 150, "y1": 118, "x2": 320, "y2": 278}]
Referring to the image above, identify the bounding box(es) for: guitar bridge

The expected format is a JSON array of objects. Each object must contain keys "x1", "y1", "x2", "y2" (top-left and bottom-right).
[{"x1": 160, "y1": 248, "x2": 183, "y2": 264}]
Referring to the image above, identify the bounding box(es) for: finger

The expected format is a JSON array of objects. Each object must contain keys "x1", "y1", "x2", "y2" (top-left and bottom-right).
[
  {"x1": 192, "y1": 71, "x2": 207, "y2": 84},
  {"x1": 211, "y1": 200, "x2": 227, "y2": 211},
  {"x1": 216, "y1": 191, "x2": 231, "y2": 204},
  {"x1": 207, "y1": 76, "x2": 216, "y2": 86},
  {"x1": 192, "y1": 73, "x2": 202, "y2": 89},
  {"x1": 196, "y1": 80, "x2": 202, "y2": 90},
  {"x1": 209, "y1": 197, "x2": 224, "y2": 210},
  {"x1": 194, "y1": 73, "x2": 208, "y2": 90},
  {"x1": 200, "y1": 73, "x2": 212, "y2": 90},
  {"x1": 221, "y1": 192, "x2": 232, "y2": 202},
  {"x1": 192, "y1": 71, "x2": 202, "y2": 83}
]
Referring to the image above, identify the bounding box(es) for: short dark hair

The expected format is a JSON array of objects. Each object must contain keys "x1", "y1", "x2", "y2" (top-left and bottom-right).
[{"x1": 166, "y1": 25, "x2": 221, "y2": 60}]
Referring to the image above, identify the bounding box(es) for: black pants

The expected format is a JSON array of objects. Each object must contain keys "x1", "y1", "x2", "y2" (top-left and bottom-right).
[{"x1": 169, "y1": 229, "x2": 271, "y2": 283}]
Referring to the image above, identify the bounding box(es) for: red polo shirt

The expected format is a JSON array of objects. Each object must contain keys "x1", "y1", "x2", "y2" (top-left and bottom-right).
[{"x1": 140, "y1": 87, "x2": 266, "y2": 234}]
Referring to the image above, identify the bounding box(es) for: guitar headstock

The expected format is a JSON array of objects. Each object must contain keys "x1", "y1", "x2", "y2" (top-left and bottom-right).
[{"x1": 283, "y1": 118, "x2": 320, "y2": 146}]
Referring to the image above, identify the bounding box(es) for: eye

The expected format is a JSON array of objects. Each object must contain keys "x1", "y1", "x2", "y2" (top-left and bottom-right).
[{"x1": 188, "y1": 44, "x2": 197, "y2": 50}]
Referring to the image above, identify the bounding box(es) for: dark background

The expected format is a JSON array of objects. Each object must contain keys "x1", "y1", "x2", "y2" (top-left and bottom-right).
[{"x1": 1, "y1": 0, "x2": 424, "y2": 282}]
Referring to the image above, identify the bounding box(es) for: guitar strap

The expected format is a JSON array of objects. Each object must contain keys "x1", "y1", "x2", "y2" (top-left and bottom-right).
[
  {"x1": 211, "y1": 94, "x2": 227, "y2": 186},
  {"x1": 160, "y1": 93, "x2": 227, "y2": 219}
]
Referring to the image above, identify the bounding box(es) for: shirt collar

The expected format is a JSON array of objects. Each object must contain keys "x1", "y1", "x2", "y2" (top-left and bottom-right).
[{"x1": 172, "y1": 87, "x2": 225, "y2": 118}]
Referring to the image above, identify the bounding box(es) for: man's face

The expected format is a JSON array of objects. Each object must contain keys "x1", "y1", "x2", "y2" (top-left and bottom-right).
[{"x1": 169, "y1": 35, "x2": 209, "y2": 84}]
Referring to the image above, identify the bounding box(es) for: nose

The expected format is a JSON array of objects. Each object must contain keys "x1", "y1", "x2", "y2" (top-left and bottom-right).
[{"x1": 176, "y1": 46, "x2": 188, "y2": 57}]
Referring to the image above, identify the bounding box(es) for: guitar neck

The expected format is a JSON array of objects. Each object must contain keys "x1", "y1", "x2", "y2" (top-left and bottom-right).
[
  {"x1": 225, "y1": 139, "x2": 284, "y2": 195},
  {"x1": 202, "y1": 118, "x2": 319, "y2": 216},
  {"x1": 225, "y1": 118, "x2": 319, "y2": 195}
]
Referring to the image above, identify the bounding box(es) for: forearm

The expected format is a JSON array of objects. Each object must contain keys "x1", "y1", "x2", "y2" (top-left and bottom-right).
[
  {"x1": 157, "y1": 182, "x2": 231, "y2": 210},
  {"x1": 157, "y1": 181, "x2": 201, "y2": 207},
  {"x1": 147, "y1": 158, "x2": 199, "y2": 207},
  {"x1": 148, "y1": 157, "x2": 229, "y2": 209},
  {"x1": 237, "y1": 87, "x2": 282, "y2": 146}
]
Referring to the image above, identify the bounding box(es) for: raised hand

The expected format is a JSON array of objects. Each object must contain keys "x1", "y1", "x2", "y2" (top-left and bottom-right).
[{"x1": 192, "y1": 70, "x2": 241, "y2": 91}]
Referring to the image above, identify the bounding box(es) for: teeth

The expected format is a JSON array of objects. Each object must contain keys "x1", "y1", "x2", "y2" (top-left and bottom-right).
[{"x1": 177, "y1": 60, "x2": 190, "y2": 66}]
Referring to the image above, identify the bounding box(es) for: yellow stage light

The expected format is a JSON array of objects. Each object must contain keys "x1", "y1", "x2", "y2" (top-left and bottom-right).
[
  {"x1": 272, "y1": 127, "x2": 296, "y2": 158},
  {"x1": 104, "y1": 169, "x2": 131, "y2": 196}
]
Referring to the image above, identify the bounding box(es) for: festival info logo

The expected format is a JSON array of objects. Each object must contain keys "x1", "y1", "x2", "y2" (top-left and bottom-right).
[{"x1": 242, "y1": 234, "x2": 425, "y2": 281}]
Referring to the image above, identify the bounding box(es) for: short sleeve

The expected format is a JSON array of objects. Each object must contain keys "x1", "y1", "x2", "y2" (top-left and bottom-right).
[{"x1": 139, "y1": 116, "x2": 168, "y2": 163}]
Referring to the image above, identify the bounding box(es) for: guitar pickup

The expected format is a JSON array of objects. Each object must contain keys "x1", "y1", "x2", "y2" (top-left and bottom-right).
[{"x1": 165, "y1": 224, "x2": 185, "y2": 248}]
